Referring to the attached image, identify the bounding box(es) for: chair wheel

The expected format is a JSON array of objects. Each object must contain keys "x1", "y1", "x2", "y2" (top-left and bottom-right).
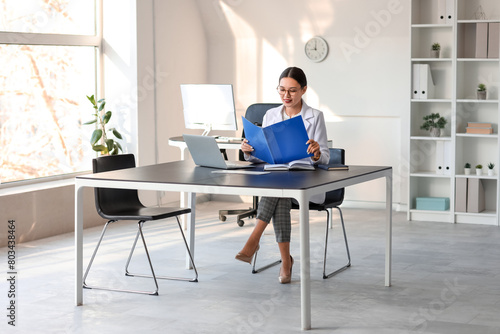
[
  {"x1": 220, "y1": 215, "x2": 226, "y2": 222},
  {"x1": 237, "y1": 219, "x2": 245, "y2": 227}
]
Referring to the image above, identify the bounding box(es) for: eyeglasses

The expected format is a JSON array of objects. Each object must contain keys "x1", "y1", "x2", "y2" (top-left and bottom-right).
[{"x1": 277, "y1": 86, "x2": 300, "y2": 96}]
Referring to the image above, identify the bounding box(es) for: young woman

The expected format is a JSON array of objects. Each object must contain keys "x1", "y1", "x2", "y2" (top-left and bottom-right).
[{"x1": 235, "y1": 67, "x2": 330, "y2": 284}]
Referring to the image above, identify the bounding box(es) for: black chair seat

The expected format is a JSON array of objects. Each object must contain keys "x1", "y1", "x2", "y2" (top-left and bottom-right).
[{"x1": 98, "y1": 205, "x2": 191, "y2": 221}]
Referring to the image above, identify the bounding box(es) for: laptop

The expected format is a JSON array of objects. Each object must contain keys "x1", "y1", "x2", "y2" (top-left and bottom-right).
[{"x1": 183, "y1": 134, "x2": 254, "y2": 169}]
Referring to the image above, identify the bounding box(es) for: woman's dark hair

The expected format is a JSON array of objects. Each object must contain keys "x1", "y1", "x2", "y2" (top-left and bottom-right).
[{"x1": 279, "y1": 67, "x2": 307, "y2": 88}]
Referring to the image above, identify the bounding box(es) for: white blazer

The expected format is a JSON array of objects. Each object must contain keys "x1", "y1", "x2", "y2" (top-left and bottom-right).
[{"x1": 245, "y1": 100, "x2": 330, "y2": 204}]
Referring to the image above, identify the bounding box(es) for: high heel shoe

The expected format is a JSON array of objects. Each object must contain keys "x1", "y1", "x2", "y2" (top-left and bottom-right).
[
  {"x1": 279, "y1": 256, "x2": 294, "y2": 284},
  {"x1": 235, "y1": 244, "x2": 260, "y2": 264}
]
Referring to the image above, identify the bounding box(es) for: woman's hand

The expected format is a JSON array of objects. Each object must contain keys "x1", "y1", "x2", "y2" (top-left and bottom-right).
[
  {"x1": 241, "y1": 139, "x2": 254, "y2": 154},
  {"x1": 306, "y1": 139, "x2": 321, "y2": 161}
]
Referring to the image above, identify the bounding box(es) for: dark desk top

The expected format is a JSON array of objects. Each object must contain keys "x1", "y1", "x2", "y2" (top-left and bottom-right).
[{"x1": 77, "y1": 160, "x2": 391, "y2": 191}]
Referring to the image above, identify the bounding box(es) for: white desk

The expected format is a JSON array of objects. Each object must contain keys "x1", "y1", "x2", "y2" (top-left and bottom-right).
[{"x1": 75, "y1": 161, "x2": 392, "y2": 330}]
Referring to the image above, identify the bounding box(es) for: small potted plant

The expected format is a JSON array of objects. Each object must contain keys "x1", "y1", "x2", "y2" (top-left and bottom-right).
[
  {"x1": 84, "y1": 95, "x2": 123, "y2": 155},
  {"x1": 464, "y1": 162, "x2": 471, "y2": 175},
  {"x1": 488, "y1": 162, "x2": 495, "y2": 176},
  {"x1": 431, "y1": 43, "x2": 441, "y2": 58},
  {"x1": 420, "y1": 113, "x2": 447, "y2": 137},
  {"x1": 475, "y1": 164, "x2": 483, "y2": 176},
  {"x1": 477, "y1": 83, "x2": 487, "y2": 100}
]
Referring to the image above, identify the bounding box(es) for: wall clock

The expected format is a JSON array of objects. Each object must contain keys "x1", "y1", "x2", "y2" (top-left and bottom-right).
[{"x1": 305, "y1": 36, "x2": 329, "y2": 62}]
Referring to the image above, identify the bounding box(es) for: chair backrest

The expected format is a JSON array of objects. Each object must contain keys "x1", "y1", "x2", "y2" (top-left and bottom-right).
[
  {"x1": 325, "y1": 148, "x2": 346, "y2": 204},
  {"x1": 239, "y1": 103, "x2": 281, "y2": 160},
  {"x1": 92, "y1": 154, "x2": 143, "y2": 218}
]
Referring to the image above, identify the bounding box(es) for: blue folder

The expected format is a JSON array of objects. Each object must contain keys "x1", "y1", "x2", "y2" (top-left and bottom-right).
[{"x1": 242, "y1": 116, "x2": 312, "y2": 164}]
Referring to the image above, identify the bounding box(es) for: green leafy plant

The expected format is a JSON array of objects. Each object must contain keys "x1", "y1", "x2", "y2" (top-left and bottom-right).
[
  {"x1": 84, "y1": 95, "x2": 123, "y2": 155},
  {"x1": 488, "y1": 162, "x2": 495, "y2": 169},
  {"x1": 432, "y1": 42, "x2": 441, "y2": 51},
  {"x1": 476, "y1": 164, "x2": 483, "y2": 169},
  {"x1": 464, "y1": 163, "x2": 471, "y2": 168},
  {"x1": 420, "y1": 113, "x2": 447, "y2": 131},
  {"x1": 478, "y1": 83, "x2": 486, "y2": 91}
]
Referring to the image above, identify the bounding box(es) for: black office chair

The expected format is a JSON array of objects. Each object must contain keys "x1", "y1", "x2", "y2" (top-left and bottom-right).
[
  {"x1": 219, "y1": 103, "x2": 281, "y2": 227},
  {"x1": 83, "y1": 154, "x2": 198, "y2": 295},
  {"x1": 252, "y1": 148, "x2": 351, "y2": 279}
]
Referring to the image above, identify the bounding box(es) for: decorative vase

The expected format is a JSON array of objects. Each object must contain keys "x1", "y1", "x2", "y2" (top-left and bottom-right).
[
  {"x1": 488, "y1": 169, "x2": 494, "y2": 176},
  {"x1": 476, "y1": 168, "x2": 482, "y2": 176},
  {"x1": 430, "y1": 128, "x2": 441, "y2": 137},
  {"x1": 430, "y1": 50, "x2": 440, "y2": 58},
  {"x1": 477, "y1": 90, "x2": 486, "y2": 100},
  {"x1": 464, "y1": 168, "x2": 471, "y2": 175}
]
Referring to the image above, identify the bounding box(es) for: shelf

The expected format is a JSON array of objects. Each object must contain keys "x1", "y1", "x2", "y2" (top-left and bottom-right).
[
  {"x1": 410, "y1": 0, "x2": 500, "y2": 226},
  {"x1": 456, "y1": 174, "x2": 498, "y2": 180},
  {"x1": 410, "y1": 172, "x2": 452, "y2": 178},
  {"x1": 457, "y1": 20, "x2": 500, "y2": 24},
  {"x1": 410, "y1": 136, "x2": 452, "y2": 141},
  {"x1": 457, "y1": 58, "x2": 499, "y2": 62},
  {"x1": 411, "y1": 24, "x2": 453, "y2": 28},
  {"x1": 457, "y1": 99, "x2": 499, "y2": 103},
  {"x1": 456, "y1": 133, "x2": 498, "y2": 139},
  {"x1": 412, "y1": 58, "x2": 453, "y2": 62},
  {"x1": 411, "y1": 99, "x2": 452, "y2": 103}
]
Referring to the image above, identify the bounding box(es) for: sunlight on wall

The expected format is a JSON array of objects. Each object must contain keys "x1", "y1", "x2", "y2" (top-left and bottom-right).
[
  {"x1": 219, "y1": 1, "x2": 257, "y2": 108},
  {"x1": 307, "y1": 87, "x2": 343, "y2": 123},
  {"x1": 262, "y1": 39, "x2": 287, "y2": 102},
  {"x1": 299, "y1": 0, "x2": 335, "y2": 42}
]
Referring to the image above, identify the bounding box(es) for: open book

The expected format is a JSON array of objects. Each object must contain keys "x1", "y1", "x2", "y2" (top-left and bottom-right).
[
  {"x1": 242, "y1": 116, "x2": 312, "y2": 164},
  {"x1": 264, "y1": 161, "x2": 315, "y2": 171}
]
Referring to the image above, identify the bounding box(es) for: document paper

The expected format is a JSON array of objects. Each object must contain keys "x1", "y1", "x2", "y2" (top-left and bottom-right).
[{"x1": 242, "y1": 116, "x2": 312, "y2": 164}]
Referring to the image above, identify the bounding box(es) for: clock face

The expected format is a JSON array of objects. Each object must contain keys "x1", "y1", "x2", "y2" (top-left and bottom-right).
[{"x1": 305, "y1": 37, "x2": 329, "y2": 62}]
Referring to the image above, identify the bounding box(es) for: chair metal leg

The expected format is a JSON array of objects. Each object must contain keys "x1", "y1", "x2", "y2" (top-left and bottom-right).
[
  {"x1": 126, "y1": 216, "x2": 198, "y2": 283},
  {"x1": 251, "y1": 249, "x2": 281, "y2": 274},
  {"x1": 323, "y1": 207, "x2": 351, "y2": 279},
  {"x1": 83, "y1": 220, "x2": 159, "y2": 295}
]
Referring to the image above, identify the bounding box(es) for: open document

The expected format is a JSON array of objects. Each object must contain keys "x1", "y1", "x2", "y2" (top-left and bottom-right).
[{"x1": 242, "y1": 116, "x2": 312, "y2": 164}]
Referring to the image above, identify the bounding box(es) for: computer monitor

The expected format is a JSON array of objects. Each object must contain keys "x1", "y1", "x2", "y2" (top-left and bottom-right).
[{"x1": 180, "y1": 84, "x2": 237, "y2": 136}]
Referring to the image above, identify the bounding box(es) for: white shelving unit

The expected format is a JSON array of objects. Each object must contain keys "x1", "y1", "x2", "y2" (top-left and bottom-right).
[{"x1": 409, "y1": 0, "x2": 500, "y2": 226}]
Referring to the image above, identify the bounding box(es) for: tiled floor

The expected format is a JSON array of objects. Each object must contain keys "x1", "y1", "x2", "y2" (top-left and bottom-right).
[{"x1": 1, "y1": 201, "x2": 500, "y2": 333}]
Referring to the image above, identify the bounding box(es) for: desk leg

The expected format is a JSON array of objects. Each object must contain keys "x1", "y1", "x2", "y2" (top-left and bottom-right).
[
  {"x1": 75, "y1": 185, "x2": 84, "y2": 306},
  {"x1": 186, "y1": 192, "x2": 196, "y2": 270},
  {"x1": 385, "y1": 173, "x2": 393, "y2": 287},
  {"x1": 298, "y1": 194, "x2": 311, "y2": 330}
]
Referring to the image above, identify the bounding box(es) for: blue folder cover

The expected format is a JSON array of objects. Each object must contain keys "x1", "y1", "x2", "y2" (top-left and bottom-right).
[{"x1": 242, "y1": 116, "x2": 312, "y2": 164}]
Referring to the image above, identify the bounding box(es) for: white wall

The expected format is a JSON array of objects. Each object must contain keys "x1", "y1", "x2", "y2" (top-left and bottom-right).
[
  {"x1": 133, "y1": 0, "x2": 410, "y2": 204},
  {"x1": 149, "y1": 0, "x2": 411, "y2": 208}
]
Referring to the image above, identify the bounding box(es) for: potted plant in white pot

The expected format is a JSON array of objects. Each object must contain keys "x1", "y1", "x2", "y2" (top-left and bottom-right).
[
  {"x1": 477, "y1": 83, "x2": 487, "y2": 100},
  {"x1": 431, "y1": 42, "x2": 441, "y2": 58},
  {"x1": 464, "y1": 162, "x2": 471, "y2": 175},
  {"x1": 488, "y1": 162, "x2": 495, "y2": 176},
  {"x1": 84, "y1": 95, "x2": 123, "y2": 155},
  {"x1": 475, "y1": 164, "x2": 483, "y2": 176},
  {"x1": 420, "y1": 113, "x2": 447, "y2": 137}
]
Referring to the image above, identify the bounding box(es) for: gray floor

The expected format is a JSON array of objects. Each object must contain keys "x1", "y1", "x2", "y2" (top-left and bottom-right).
[{"x1": 1, "y1": 201, "x2": 500, "y2": 334}]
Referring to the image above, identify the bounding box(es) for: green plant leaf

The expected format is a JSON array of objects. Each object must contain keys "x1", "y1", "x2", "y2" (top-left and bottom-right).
[
  {"x1": 105, "y1": 139, "x2": 114, "y2": 151},
  {"x1": 97, "y1": 98, "x2": 105, "y2": 103},
  {"x1": 87, "y1": 95, "x2": 96, "y2": 105},
  {"x1": 112, "y1": 128, "x2": 123, "y2": 139},
  {"x1": 102, "y1": 111, "x2": 112, "y2": 124},
  {"x1": 83, "y1": 119, "x2": 97, "y2": 125},
  {"x1": 90, "y1": 129, "x2": 103, "y2": 145},
  {"x1": 98, "y1": 101, "x2": 106, "y2": 112},
  {"x1": 92, "y1": 144, "x2": 107, "y2": 152},
  {"x1": 115, "y1": 141, "x2": 123, "y2": 152}
]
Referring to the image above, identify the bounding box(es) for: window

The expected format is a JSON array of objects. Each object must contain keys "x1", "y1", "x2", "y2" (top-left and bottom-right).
[{"x1": 0, "y1": 0, "x2": 100, "y2": 183}]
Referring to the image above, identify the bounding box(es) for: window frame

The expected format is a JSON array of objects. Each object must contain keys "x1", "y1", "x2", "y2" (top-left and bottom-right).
[{"x1": 0, "y1": 0, "x2": 103, "y2": 187}]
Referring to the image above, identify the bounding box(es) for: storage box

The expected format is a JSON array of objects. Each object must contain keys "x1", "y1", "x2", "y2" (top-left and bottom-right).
[{"x1": 416, "y1": 197, "x2": 450, "y2": 211}]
